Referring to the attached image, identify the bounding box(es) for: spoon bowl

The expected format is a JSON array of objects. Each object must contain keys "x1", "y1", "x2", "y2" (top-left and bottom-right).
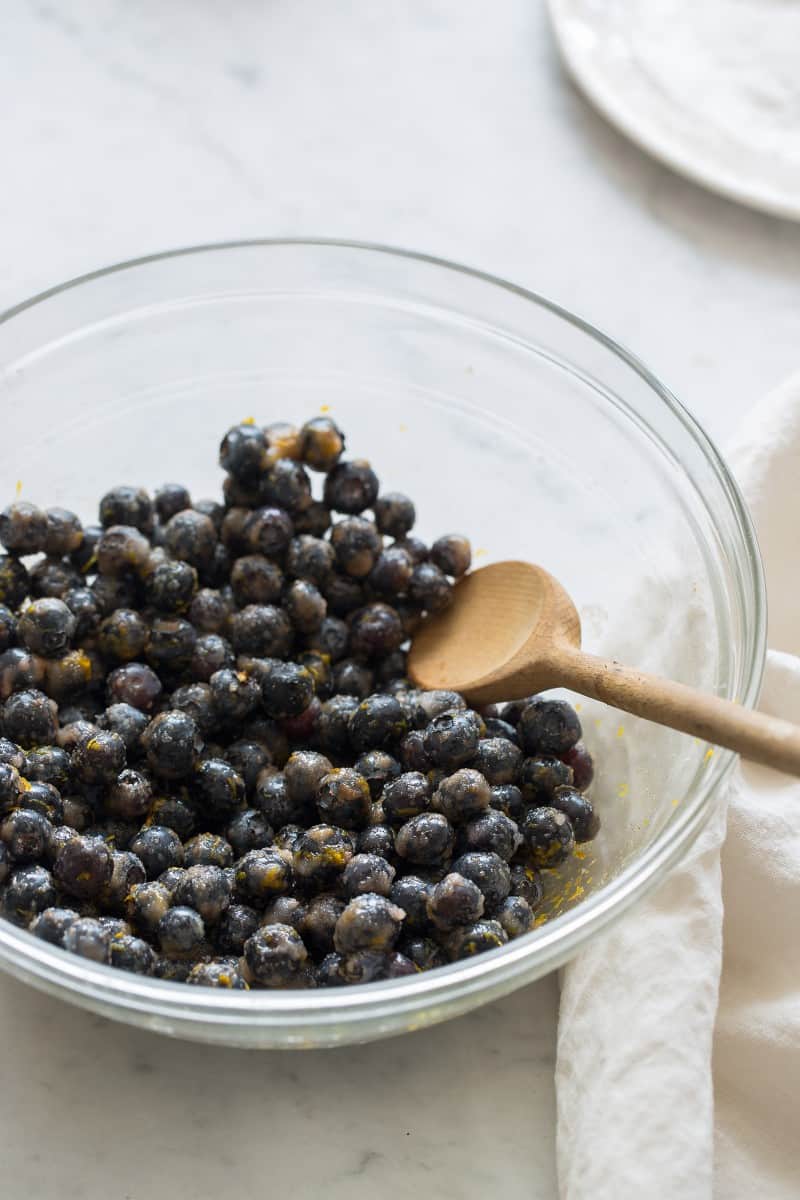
[{"x1": 408, "y1": 561, "x2": 581, "y2": 704}]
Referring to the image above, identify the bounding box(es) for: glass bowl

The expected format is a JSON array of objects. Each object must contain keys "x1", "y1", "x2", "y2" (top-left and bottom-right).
[{"x1": 0, "y1": 240, "x2": 765, "y2": 1047}]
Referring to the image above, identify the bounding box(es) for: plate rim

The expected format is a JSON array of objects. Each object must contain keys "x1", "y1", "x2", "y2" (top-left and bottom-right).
[{"x1": 547, "y1": 0, "x2": 800, "y2": 223}]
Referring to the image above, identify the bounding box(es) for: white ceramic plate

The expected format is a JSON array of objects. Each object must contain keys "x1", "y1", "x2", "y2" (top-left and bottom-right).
[{"x1": 548, "y1": 0, "x2": 800, "y2": 221}]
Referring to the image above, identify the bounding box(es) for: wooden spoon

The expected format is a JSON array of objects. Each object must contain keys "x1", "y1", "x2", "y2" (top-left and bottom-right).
[{"x1": 408, "y1": 560, "x2": 800, "y2": 776}]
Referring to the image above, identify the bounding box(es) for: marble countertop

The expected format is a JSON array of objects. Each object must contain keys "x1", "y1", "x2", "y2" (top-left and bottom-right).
[{"x1": 2, "y1": 3, "x2": 799, "y2": 1197}]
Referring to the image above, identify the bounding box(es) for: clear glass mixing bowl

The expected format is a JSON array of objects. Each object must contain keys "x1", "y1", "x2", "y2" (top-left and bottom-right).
[{"x1": 0, "y1": 240, "x2": 765, "y2": 1047}]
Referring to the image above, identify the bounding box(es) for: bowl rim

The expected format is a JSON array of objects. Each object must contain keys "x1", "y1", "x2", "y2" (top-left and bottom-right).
[{"x1": 0, "y1": 238, "x2": 767, "y2": 1035}]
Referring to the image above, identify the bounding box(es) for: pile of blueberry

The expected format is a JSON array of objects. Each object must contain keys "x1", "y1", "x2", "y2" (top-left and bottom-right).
[{"x1": 0, "y1": 416, "x2": 598, "y2": 989}]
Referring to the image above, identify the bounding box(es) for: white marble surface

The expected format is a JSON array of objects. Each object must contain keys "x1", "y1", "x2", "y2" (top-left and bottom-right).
[{"x1": 2, "y1": 2, "x2": 800, "y2": 1197}]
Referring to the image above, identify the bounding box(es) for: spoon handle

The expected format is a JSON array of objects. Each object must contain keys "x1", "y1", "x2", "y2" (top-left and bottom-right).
[{"x1": 552, "y1": 645, "x2": 800, "y2": 776}]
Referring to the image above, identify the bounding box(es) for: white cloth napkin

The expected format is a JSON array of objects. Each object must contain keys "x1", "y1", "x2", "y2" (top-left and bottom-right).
[{"x1": 555, "y1": 373, "x2": 800, "y2": 1200}]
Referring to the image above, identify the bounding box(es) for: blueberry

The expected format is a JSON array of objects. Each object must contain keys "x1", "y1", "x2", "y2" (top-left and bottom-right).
[
  {"x1": 142, "y1": 711, "x2": 202, "y2": 780},
  {"x1": 316, "y1": 768, "x2": 372, "y2": 830},
  {"x1": 71, "y1": 730, "x2": 127, "y2": 785},
  {"x1": 154, "y1": 483, "x2": 192, "y2": 523},
  {"x1": 348, "y1": 694, "x2": 407, "y2": 752},
  {"x1": 482, "y1": 717, "x2": 521, "y2": 746},
  {"x1": 323, "y1": 460, "x2": 379, "y2": 514},
  {"x1": 470, "y1": 737, "x2": 522, "y2": 785},
  {"x1": 158, "y1": 906, "x2": 206, "y2": 957},
  {"x1": 30, "y1": 905, "x2": 79, "y2": 946},
  {"x1": 451, "y1": 851, "x2": 511, "y2": 908},
  {"x1": 323, "y1": 573, "x2": 366, "y2": 616},
  {"x1": 284, "y1": 750, "x2": 333, "y2": 807},
  {"x1": 399, "y1": 935, "x2": 444, "y2": 971},
  {"x1": 348, "y1": 603, "x2": 404, "y2": 659},
  {"x1": 104, "y1": 769, "x2": 151, "y2": 821},
  {"x1": 262, "y1": 459, "x2": 312, "y2": 515},
  {"x1": 264, "y1": 421, "x2": 303, "y2": 465},
  {"x1": 340, "y1": 853, "x2": 395, "y2": 898},
  {"x1": 353, "y1": 749, "x2": 401, "y2": 800},
  {"x1": 495, "y1": 894, "x2": 536, "y2": 938},
  {"x1": 42, "y1": 508, "x2": 84, "y2": 556},
  {"x1": 208, "y1": 668, "x2": 260, "y2": 723},
  {"x1": 509, "y1": 863, "x2": 544, "y2": 909},
  {"x1": 458, "y1": 809, "x2": 520, "y2": 861},
  {"x1": 0, "y1": 604, "x2": 16, "y2": 652},
  {"x1": 164, "y1": 509, "x2": 218, "y2": 570},
  {"x1": 293, "y1": 824, "x2": 353, "y2": 887},
  {"x1": 368, "y1": 548, "x2": 413, "y2": 596},
  {"x1": 430, "y1": 534, "x2": 471, "y2": 578},
  {"x1": 1, "y1": 809, "x2": 51, "y2": 863},
  {"x1": 305, "y1": 616, "x2": 349, "y2": 663},
  {"x1": 106, "y1": 661, "x2": 163, "y2": 712},
  {"x1": 226, "y1": 809, "x2": 273, "y2": 857},
  {"x1": 399, "y1": 729, "x2": 433, "y2": 773},
  {"x1": 145, "y1": 616, "x2": 197, "y2": 674},
  {"x1": 374, "y1": 493, "x2": 415, "y2": 539},
  {"x1": 560, "y1": 742, "x2": 595, "y2": 792},
  {"x1": 292, "y1": 501, "x2": 332, "y2": 538},
  {"x1": 243, "y1": 923, "x2": 308, "y2": 987},
  {"x1": 434, "y1": 769, "x2": 491, "y2": 824},
  {"x1": 518, "y1": 699, "x2": 582, "y2": 756},
  {"x1": 551, "y1": 786, "x2": 599, "y2": 843},
  {"x1": 18, "y1": 780, "x2": 63, "y2": 824},
  {"x1": 299, "y1": 416, "x2": 345, "y2": 472},
  {"x1": 230, "y1": 555, "x2": 284, "y2": 606},
  {"x1": 315, "y1": 695, "x2": 359, "y2": 757},
  {"x1": 409, "y1": 562, "x2": 453, "y2": 613},
  {"x1": 446, "y1": 919, "x2": 508, "y2": 961},
  {"x1": 215, "y1": 903, "x2": 260, "y2": 956},
  {"x1": 426, "y1": 872, "x2": 484, "y2": 931},
  {"x1": 109, "y1": 933, "x2": 156, "y2": 975},
  {"x1": 389, "y1": 875, "x2": 431, "y2": 933},
  {"x1": 330, "y1": 518, "x2": 381, "y2": 578},
  {"x1": 193, "y1": 758, "x2": 246, "y2": 821},
  {"x1": 99, "y1": 487, "x2": 153, "y2": 534},
  {"x1": 174, "y1": 864, "x2": 233, "y2": 922},
  {"x1": 144, "y1": 560, "x2": 198, "y2": 614},
  {"x1": 357, "y1": 823, "x2": 395, "y2": 860},
  {"x1": 382, "y1": 772, "x2": 431, "y2": 824},
  {"x1": 97, "y1": 848, "x2": 146, "y2": 911},
  {"x1": 517, "y1": 755, "x2": 574, "y2": 804},
  {"x1": 230, "y1": 604, "x2": 293, "y2": 659},
  {"x1": 234, "y1": 848, "x2": 293, "y2": 906},
  {"x1": 520, "y1": 806, "x2": 575, "y2": 867},
  {"x1": 63, "y1": 916, "x2": 112, "y2": 963},
  {"x1": 125, "y1": 880, "x2": 173, "y2": 932},
  {"x1": 395, "y1": 812, "x2": 454, "y2": 866},
  {"x1": 298, "y1": 893, "x2": 345, "y2": 957},
  {"x1": 189, "y1": 587, "x2": 231, "y2": 633},
  {"x1": 0, "y1": 556, "x2": 30, "y2": 609},
  {"x1": 219, "y1": 423, "x2": 268, "y2": 480},
  {"x1": 183, "y1": 832, "x2": 234, "y2": 869},
  {"x1": 54, "y1": 835, "x2": 114, "y2": 899},
  {"x1": 187, "y1": 959, "x2": 247, "y2": 988},
  {"x1": 333, "y1": 893, "x2": 404, "y2": 954},
  {"x1": 129, "y1": 826, "x2": 184, "y2": 878},
  {"x1": 2, "y1": 864, "x2": 57, "y2": 925},
  {"x1": 0, "y1": 502, "x2": 47, "y2": 554},
  {"x1": 24, "y1": 745, "x2": 71, "y2": 790},
  {"x1": 3, "y1": 689, "x2": 58, "y2": 748},
  {"x1": 260, "y1": 661, "x2": 315, "y2": 719},
  {"x1": 423, "y1": 709, "x2": 482, "y2": 769},
  {"x1": 286, "y1": 536, "x2": 335, "y2": 587},
  {"x1": 18, "y1": 598, "x2": 76, "y2": 659}
]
